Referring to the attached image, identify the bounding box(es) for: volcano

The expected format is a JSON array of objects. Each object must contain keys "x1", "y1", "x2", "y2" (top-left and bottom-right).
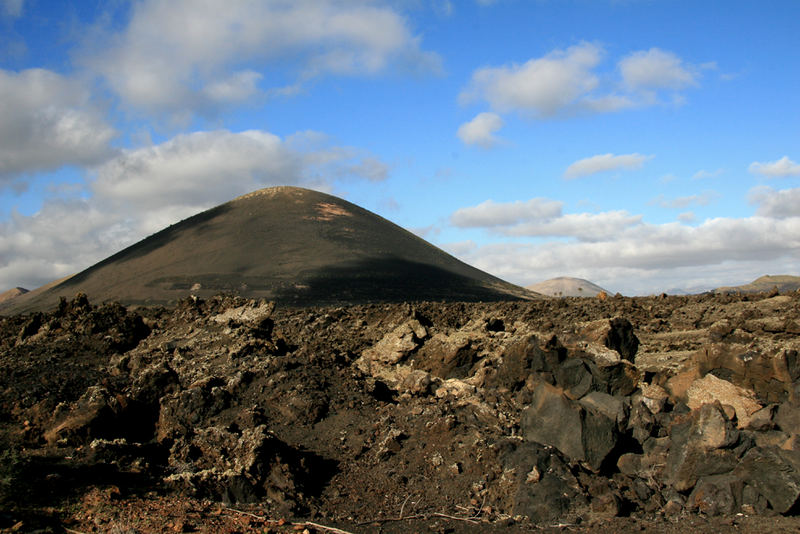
[{"x1": 3, "y1": 187, "x2": 536, "y2": 313}]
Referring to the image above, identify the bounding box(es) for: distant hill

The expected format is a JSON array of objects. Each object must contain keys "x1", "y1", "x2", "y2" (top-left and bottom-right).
[
  {"x1": 715, "y1": 275, "x2": 800, "y2": 294},
  {"x1": 2, "y1": 187, "x2": 537, "y2": 314},
  {"x1": 0, "y1": 287, "x2": 28, "y2": 304},
  {"x1": 526, "y1": 277, "x2": 608, "y2": 297}
]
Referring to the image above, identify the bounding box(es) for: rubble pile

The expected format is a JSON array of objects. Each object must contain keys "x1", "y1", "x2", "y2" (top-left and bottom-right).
[{"x1": 2, "y1": 290, "x2": 800, "y2": 530}]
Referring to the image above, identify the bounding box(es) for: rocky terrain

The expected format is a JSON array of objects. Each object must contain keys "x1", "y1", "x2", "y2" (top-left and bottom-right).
[{"x1": 2, "y1": 289, "x2": 800, "y2": 533}]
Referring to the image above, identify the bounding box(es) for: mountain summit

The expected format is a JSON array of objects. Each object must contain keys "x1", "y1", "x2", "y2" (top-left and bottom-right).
[
  {"x1": 4, "y1": 187, "x2": 535, "y2": 313},
  {"x1": 526, "y1": 277, "x2": 608, "y2": 297}
]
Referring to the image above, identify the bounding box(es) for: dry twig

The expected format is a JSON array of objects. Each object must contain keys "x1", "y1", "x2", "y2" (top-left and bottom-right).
[{"x1": 223, "y1": 507, "x2": 356, "y2": 534}]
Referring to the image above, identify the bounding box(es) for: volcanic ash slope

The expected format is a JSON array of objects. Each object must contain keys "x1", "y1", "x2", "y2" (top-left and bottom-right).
[{"x1": 3, "y1": 187, "x2": 536, "y2": 314}]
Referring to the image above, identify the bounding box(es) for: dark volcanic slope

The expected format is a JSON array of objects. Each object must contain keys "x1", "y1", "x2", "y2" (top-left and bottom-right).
[{"x1": 4, "y1": 187, "x2": 535, "y2": 313}]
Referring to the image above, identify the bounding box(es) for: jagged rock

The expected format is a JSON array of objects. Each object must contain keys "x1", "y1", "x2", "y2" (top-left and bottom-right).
[
  {"x1": 556, "y1": 358, "x2": 594, "y2": 399},
  {"x1": 413, "y1": 331, "x2": 477, "y2": 379},
  {"x1": 577, "y1": 317, "x2": 639, "y2": 362},
  {"x1": 485, "y1": 334, "x2": 565, "y2": 391},
  {"x1": 521, "y1": 382, "x2": 619, "y2": 471},
  {"x1": 521, "y1": 382, "x2": 583, "y2": 460},
  {"x1": 354, "y1": 318, "x2": 427, "y2": 387},
  {"x1": 579, "y1": 391, "x2": 627, "y2": 428},
  {"x1": 665, "y1": 403, "x2": 741, "y2": 492},
  {"x1": 627, "y1": 400, "x2": 656, "y2": 444},
  {"x1": 640, "y1": 383, "x2": 669, "y2": 414},
  {"x1": 164, "y1": 425, "x2": 312, "y2": 509},
  {"x1": 746, "y1": 404, "x2": 777, "y2": 431},
  {"x1": 131, "y1": 361, "x2": 180, "y2": 407},
  {"x1": 507, "y1": 442, "x2": 588, "y2": 523},
  {"x1": 733, "y1": 446, "x2": 800, "y2": 513},
  {"x1": 687, "y1": 374, "x2": 762, "y2": 428},
  {"x1": 399, "y1": 369, "x2": 434, "y2": 395},
  {"x1": 693, "y1": 345, "x2": 800, "y2": 403},
  {"x1": 596, "y1": 360, "x2": 639, "y2": 396},
  {"x1": 775, "y1": 403, "x2": 800, "y2": 435},
  {"x1": 688, "y1": 474, "x2": 743, "y2": 516},
  {"x1": 45, "y1": 386, "x2": 122, "y2": 445},
  {"x1": 211, "y1": 300, "x2": 275, "y2": 329},
  {"x1": 16, "y1": 312, "x2": 43, "y2": 343},
  {"x1": 157, "y1": 377, "x2": 231, "y2": 442},
  {"x1": 619, "y1": 435, "x2": 669, "y2": 483}
]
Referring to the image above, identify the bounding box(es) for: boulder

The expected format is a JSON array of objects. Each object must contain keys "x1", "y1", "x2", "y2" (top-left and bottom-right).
[
  {"x1": 665, "y1": 403, "x2": 740, "y2": 492},
  {"x1": 521, "y1": 382, "x2": 619, "y2": 471},
  {"x1": 734, "y1": 446, "x2": 800, "y2": 514},
  {"x1": 640, "y1": 383, "x2": 669, "y2": 415},
  {"x1": 775, "y1": 402, "x2": 800, "y2": 435},
  {"x1": 157, "y1": 377, "x2": 231, "y2": 442},
  {"x1": 486, "y1": 334, "x2": 564, "y2": 391},
  {"x1": 577, "y1": 317, "x2": 639, "y2": 362},
  {"x1": 44, "y1": 386, "x2": 123, "y2": 445},
  {"x1": 354, "y1": 318, "x2": 427, "y2": 387},
  {"x1": 507, "y1": 443, "x2": 588, "y2": 524},
  {"x1": 211, "y1": 300, "x2": 275, "y2": 331},
  {"x1": 164, "y1": 425, "x2": 310, "y2": 509},
  {"x1": 688, "y1": 474, "x2": 743, "y2": 516},
  {"x1": 579, "y1": 391, "x2": 627, "y2": 428},
  {"x1": 686, "y1": 374, "x2": 762, "y2": 428},
  {"x1": 413, "y1": 331, "x2": 477, "y2": 379},
  {"x1": 556, "y1": 358, "x2": 594, "y2": 399}
]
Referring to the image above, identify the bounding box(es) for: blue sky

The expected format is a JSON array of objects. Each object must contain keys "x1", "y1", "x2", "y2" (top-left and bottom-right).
[{"x1": 1, "y1": 0, "x2": 799, "y2": 295}]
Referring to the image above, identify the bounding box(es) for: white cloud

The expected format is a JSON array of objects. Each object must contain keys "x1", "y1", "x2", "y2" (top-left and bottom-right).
[
  {"x1": 460, "y1": 42, "x2": 603, "y2": 117},
  {"x1": 456, "y1": 112, "x2": 504, "y2": 148},
  {"x1": 451, "y1": 197, "x2": 641, "y2": 241},
  {"x1": 564, "y1": 153, "x2": 652, "y2": 179},
  {"x1": 0, "y1": 129, "x2": 389, "y2": 289},
  {"x1": 460, "y1": 44, "x2": 704, "y2": 119},
  {"x1": 82, "y1": 0, "x2": 440, "y2": 120},
  {"x1": 452, "y1": 216, "x2": 800, "y2": 295},
  {"x1": 749, "y1": 186, "x2": 800, "y2": 218},
  {"x1": 445, "y1": 191, "x2": 800, "y2": 294},
  {"x1": 692, "y1": 168, "x2": 723, "y2": 180},
  {"x1": 749, "y1": 156, "x2": 800, "y2": 177},
  {"x1": 451, "y1": 198, "x2": 563, "y2": 227},
  {"x1": 502, "y1": 211, "x2": 643, "y2": 241},
  {"x1": 0, "y1": 68, "x2": 116, "y2": 182},
  {"x1": 619, "y1": 48, "x2": 697, "y2": 90}
]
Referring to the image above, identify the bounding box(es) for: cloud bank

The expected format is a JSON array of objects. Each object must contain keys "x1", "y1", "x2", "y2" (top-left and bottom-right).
[
  {"x1": 460, "y1": 43, "x2": 704, "y2": 120},
  {"x1": 0, "y1": 68, "x2": 115, "y2": 182},
  {"x1": 82, "y1": 0, "x2": 440, "y2": 121},
  {"x1": 445, "y1": 189, "x2": 800, "y2": 294},
  {"x1": 0, "y1": 129, "x2": 389, "y2": 289}
]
